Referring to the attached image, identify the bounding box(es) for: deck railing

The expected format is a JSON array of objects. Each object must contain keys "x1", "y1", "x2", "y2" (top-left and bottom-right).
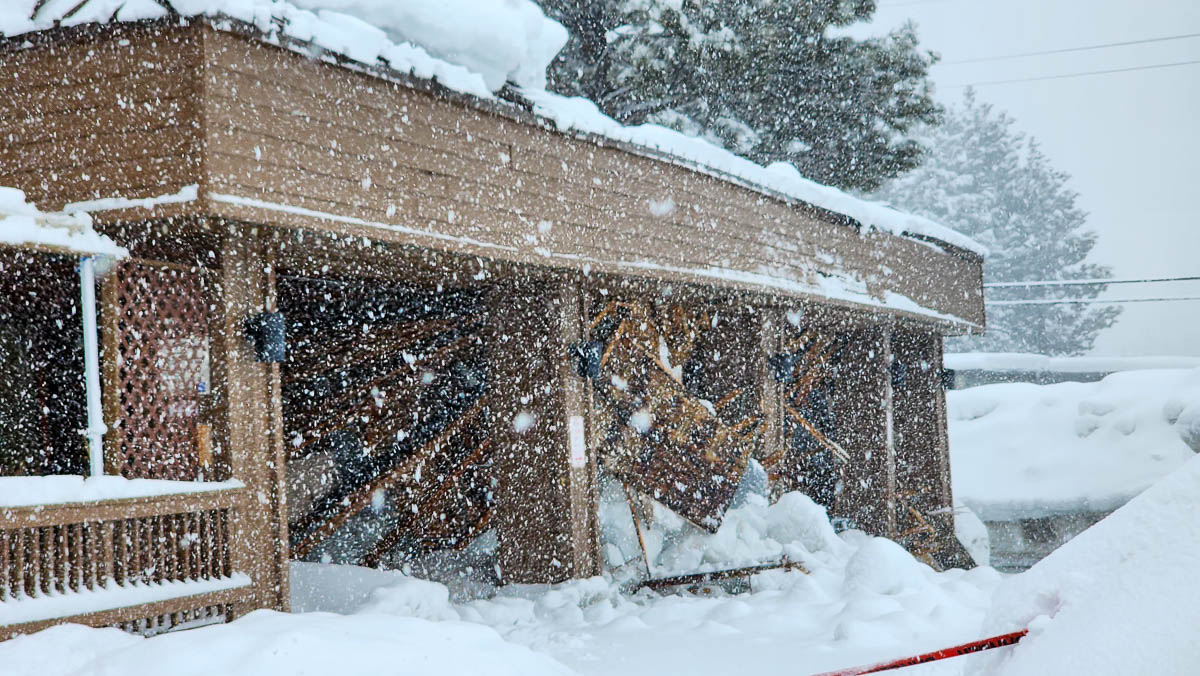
[{"x1": 0, "y1": 487, "x2": 253, "y2": 639}]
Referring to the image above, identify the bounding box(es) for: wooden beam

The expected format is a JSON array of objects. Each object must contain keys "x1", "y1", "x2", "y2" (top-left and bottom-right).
[
  {"x1": 828, "y1": 326, "x2": 896, "y2": 538},
  {"x1": 488, "y1": 277, "x2": 600, "y2": 583},
  {"x1": 216, "y1": 227, "x2": 289, "y2": 616}
]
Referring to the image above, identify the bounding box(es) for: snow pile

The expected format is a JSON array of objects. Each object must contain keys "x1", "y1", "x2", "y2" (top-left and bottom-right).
[
  {"x1": 288, "y1": 0, "x2": 567, "y2": 90},
  {"x1": 946, "y1": 352, "x2": 1200, "y2": 374},
  {"x1": 597, "y1": 468, "x2": 847, "y2": 577},
  {"x1": 3, "y1": 0, "x2": 494, "y2": 97},
  {"x1": 1, "y1": 1, "x2": 983, "y2": 258},
  {"x1": 288, "y1": 490, "x2": 1001, "y2": 676},
  {"x1": 0, "y1": 475, "x2": 244, "y2": 509},
  {"x1": 0, "y1": 609, "x2": 577, "y2": 676},
  {"x1": 967, "y1": 454, "x2": 1200, "y2": 676},
  {"x1": 948, "y1": 368, "x2": 1200, "y2": 521},
  {"x1": 0, "y1": 488, "x2": 1002, "y2": 675},
  {"x1": 0, "y1": 187, "x2": 127, "y2": 257}
]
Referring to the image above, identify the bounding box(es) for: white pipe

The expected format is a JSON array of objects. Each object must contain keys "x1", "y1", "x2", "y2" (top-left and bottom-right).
[{"x1": 79, "y1": 256, "x2": 107, "y2": 478}]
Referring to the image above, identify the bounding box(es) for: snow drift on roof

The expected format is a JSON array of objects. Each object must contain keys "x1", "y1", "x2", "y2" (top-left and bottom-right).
[
  {"x1": 0, "y1": 187, "x2": 128, "y2": 257},
  {"x1": 1, "y1": 0, "x2": 984, "y2": 256}
]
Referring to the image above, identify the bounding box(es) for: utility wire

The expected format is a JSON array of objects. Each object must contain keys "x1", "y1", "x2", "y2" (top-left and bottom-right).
[
  {"x1": 943, "y1": 58, "x2": 1200, "y2": 88},
  {"x1": 988, "y1": 296, "x2": 1200, "y2": 306},
  {"x1": 945, "y1": 31, "x2": 1200, "y2": 65},
  {"x1": 986, "y1": 275, "x2": 1200, "y2": 288}
]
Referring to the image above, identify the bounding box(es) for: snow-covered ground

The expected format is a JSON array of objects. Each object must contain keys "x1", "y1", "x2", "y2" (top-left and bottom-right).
[
  {"x1": 948, "y1": 368, "x2": 1200, "y2": 521},
  {"x1": 967, "y1": 453, "x2": 1200, "y2": 675},
  {"x1": 4, "y1": 455, "x2": 1199, "y2": 674},
  {"x1": 0, "y1": 491, "x2": 1003, "y2": 676}
]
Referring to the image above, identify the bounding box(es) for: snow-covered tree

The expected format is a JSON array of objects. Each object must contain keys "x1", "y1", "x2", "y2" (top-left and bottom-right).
[
  {"x1": 537, "y1": 0, "x2": 941, "y2": 192},
  {"x1": 875, "y1": 90, "x2": 1120, "y2": 356}
]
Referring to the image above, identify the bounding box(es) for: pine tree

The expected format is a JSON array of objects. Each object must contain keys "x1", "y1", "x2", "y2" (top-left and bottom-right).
[
  {"x1": 874, "y1": 90, "x2": 1120, "y2": 356},
  {"x1": 537, "y1": 0, "x2": 941, "y2": 192}
]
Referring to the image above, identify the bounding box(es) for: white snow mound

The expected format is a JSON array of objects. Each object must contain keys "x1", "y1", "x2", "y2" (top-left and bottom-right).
[
  {"x1": 966, "y1": 453, "x2": 1200, "y2": 676},
  {"x1": 0, "y1": 609, "x2": 578, "y2": 676},
  {"x1": 949, "y1": 368, "x2": 1200, "y2": 520},
  {"x1": 0, "y1": 187, "x2": 127, "y2": 257}
]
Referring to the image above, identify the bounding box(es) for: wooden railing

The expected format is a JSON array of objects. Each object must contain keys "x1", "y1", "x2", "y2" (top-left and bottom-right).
[{"x1": 0, "y1": 487, "x2": 253, "y2": 639}]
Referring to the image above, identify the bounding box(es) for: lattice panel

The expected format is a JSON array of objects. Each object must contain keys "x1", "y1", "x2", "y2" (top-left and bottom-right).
[{"x1": 112, "y1": 262, "x2": 211, "y2": 480}]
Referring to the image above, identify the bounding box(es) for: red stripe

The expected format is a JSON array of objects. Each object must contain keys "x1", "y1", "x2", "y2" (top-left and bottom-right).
[{"x1": 810, "y1": 629, "x2": 1029, "y2": 676}]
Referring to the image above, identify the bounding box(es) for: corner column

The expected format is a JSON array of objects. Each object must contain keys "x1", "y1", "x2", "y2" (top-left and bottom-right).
[
  {"x1": 217, "y1": 228, "x2": 290, "y2": 614},
  {"x1": 489, "y1": 276, "x2": 600, "y2": 583},
  {"x1": 829, "y1": 325, "x2": 896, "y2": 538}
]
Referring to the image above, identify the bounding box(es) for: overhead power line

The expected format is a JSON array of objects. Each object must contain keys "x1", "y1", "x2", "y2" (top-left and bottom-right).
[
  {"x1": 943, "y1": 57, "x2": 1200, "y2": 88},
  {"x1": 988, "y1": 296, "x2": 1200, "y2": 306},
  {"x1": 985, "y1": 275, "x2": 1200, "y2": 288},
  {"x1": 946, "y1": 31, "x2": 1200, "y2": 65}
]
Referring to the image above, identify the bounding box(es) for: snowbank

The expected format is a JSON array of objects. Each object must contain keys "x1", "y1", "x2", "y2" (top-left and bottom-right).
[
  {"x1": 2, "y1": 1, "x2": 983, "y2": 258},
  {"x1": 3, "y1": 0, "x2": 494, "y2": 98},
  {"x1": 0, "y1": 188, "x2": 126, "y2": 257},
  {"x1": 967, "y1": 454, "x2": 1200, "y2": 676},
  {"x1": 948, "y1": 368, "x2": 1200, "y2": 521},
  {"x1": 289, "y1": 489, "x2": 1001, "y2": 676},
  {"x1": 945, "y1": 352, "x2": 1200, "y2": 373},
  {"x1": 0, "y1": 476, "x2": 244, "y2": 509},
  {"x1": 0, "y1": 609, "x2": 578, "y2": 676},
  {"x1": 0, "y1": 488, "x2": 1002, "y2": 675}
]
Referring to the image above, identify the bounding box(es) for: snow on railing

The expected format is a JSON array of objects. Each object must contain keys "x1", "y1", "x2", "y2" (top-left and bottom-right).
[{"x1": 0, "y1": 485, "x2": 250, "y2": 632}]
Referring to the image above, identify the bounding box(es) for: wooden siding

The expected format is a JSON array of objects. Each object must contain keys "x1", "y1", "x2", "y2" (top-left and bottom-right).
[
  {"x1": 0, "y1": 23, "x2": 203, "y2": 208},
  {"x1": 0, "y1": 20, "x2": 984, "y2": 329},
  {"x1": 197, "y1": 26, "x2": 983, "y2": 328}
]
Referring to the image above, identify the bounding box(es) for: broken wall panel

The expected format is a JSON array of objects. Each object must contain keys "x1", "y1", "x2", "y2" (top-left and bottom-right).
[
  {"x1": 582, "y1": 300, "x2": 765, "y2": 533},
  {"x1": 278, "y1": 272, "x2": 494, "y2": 567},
  {"x1": 765, "y1": 318, "x2": 845, "y2": 505}
]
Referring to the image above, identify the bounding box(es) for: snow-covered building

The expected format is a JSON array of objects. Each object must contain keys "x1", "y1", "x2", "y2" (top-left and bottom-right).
[{"x1": 0, "y1": 4, "x2": 984, "y2": 638}]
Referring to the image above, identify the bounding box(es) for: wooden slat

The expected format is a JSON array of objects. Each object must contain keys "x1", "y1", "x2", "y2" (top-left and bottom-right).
[
  {"x1": 0, "y1": 24, "x2": 200, "y2": 92},
  {"x1": 0, "y1": 488, "x2": 248, "y2": 530},
  {"x1": 0, "y1": 125, "x2": 198, "y2": 175},
  {"x1": 0, "y1": 529, "x2": 9, "y2": 601},
  {"x1": 290, "y1": 397, "x2": 488, "y2": 559},
  {"x1": 1, "y1": 66, "x2": 195, "y2": 124}
]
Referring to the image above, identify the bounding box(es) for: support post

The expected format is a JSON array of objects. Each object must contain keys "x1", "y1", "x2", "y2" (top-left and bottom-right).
[
  {"x1": 217, "y1": 229, "x2": 289, "y2": 614},
  {"x1": 489, "y1": 277, "x2": 600, "y2": 583},
  {"x1": 829, "y1": 325, "x2": 896, "y2": 538},
  {"x1": 892, "y1": 328, "x2": 974, "y2": 568}
]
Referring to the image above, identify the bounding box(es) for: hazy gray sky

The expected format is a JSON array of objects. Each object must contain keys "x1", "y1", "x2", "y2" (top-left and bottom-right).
[{"x1": 866, "y1": 0, "x2": 1200, "y2": 357}]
